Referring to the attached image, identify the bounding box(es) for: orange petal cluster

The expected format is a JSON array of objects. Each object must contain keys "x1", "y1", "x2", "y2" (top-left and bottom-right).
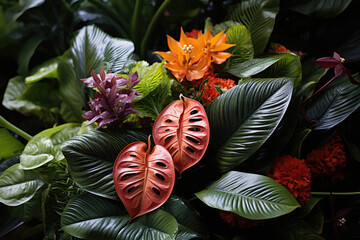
[{"x1": 155, "y1": 28, "x2": 235, "y2": 82}]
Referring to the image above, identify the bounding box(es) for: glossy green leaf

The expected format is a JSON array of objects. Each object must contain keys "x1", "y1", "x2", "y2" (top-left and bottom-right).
[
  {"x1": 227, "y1": 53, "x2": 287, "y2": 77},
  {"x1": 18, "y1": 36, "x2": 45, "y2": 76},
  {"x1": 259, "y1": 53, "x2": 302, "y2": 90},
  {"x1": 290, "y1": 0, "x2": 352, "y2": 18},
  {"x1": 20, "y1": 124, "x2": 80, "y2": 170},
  {"x1": 211, "y1": 20, "x2": 242, "y2": 34},
  {"x1": 61, "y1": 128, "x2": 149, "y2": 200},
  {"x1": 206, "y1": 78, "x2": 293, "y2": 172},
  {"x1": 227, "y1": 0, "x2": 280, "y2": 55},
  {"x1": 223, "y1": 25, "x2": 254, "y2": 70},
  {"x1": 2, "y1": 76, "x2": 60, "y2": 123},
  {"x1": 0, "y1": 128, "x2": 24, "y2": 159},
  {"x1": 0, "y1": 157, "x2": 19, "y2": 176},
  {"x1": 5, "y1": 0, "x2": 45, "y2": 25},
  {"x1": 163, "y1": 195, "x2": 207, "y2": 240},
  {"x1": 0, "y1": 164, "x2": 44, "y2": 206},
  {"x1": 61, "y1": 193, "x2": 178, "y2": 240},
  {"x1": 0, "y1": 203, "x2": 22, "y2": 239},
  {"x1": 58, "y1": 25, "x2": 134, "y2": 122},
  {"x1": 306, "y1": 75, "x2": 360, "y2": 130},
  {"x1": 25, "y1": 58, "x2": 60, "y2": 84},
  {"x1": 195, "y1": 171, "x2": 300, "y2": 220},
  {"x1": 8, "y1": 190, "x2": 42, "y2": 222}
]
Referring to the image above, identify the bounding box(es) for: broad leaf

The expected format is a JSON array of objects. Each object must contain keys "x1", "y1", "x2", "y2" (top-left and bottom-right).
[
  {"x1": 259, "y1": 53, "x2": 302, "y2": 89},
  {"x1": 61, "y1": 128, "x2": 149, "y2": 200},
  {"x1": 58, "y1": 25, "x2": 134, "y2": 122},
  {"x1": 153, "y1": 96, "x2": 210, "y2": 174},
  {"x1": 25, "y1": 58, "x2": 60, "y2": 84},
  {"x1": 0, "y1": 157, "x2": 19, "y2": 176},
  {"x1": 227, "y1": 53, "x2": 287, "y2": 77},
  {"x1": 290, "y1": 0, "x2": 352, "y2": 18},
  {"x1": 223, "y1": 25, "x2": 254, "y2": 70},
  {"x1": 61, "y1": 193, "x2": 178, "y2": 240},
  {"x1": 20, "y1": 124, "x2": 80, "y2": 170},
  {"x1": 206, "y1": 78, "x2": 293, "y2": 172},
  {"x1": 211, "y1": 20, "x2": 242, "y2": 34},
  {"x1": 195, "y1": 171, "x2": 300, "y2": 220},
  {"x1": 0, "y1": 164, "x2": 44, "y2": 206},
  {"x1": 306, "y1": 75, "x2": 360, "y2": 130},
  {"x1": 17, "y1": 36, "x2": 46, "y2": 76},
  {"x1": 163, "y1": 195, "x2": 208, "y2": 240},
  {"x1": 2, "y1": 76, "x2": 60, "y2": 123},
  {"x1": 5, "y1": 0, "x2": 45, "y2": 25},
  {"x1": 0, "y1": 128, "x2": 24, "y2": 159},
  {"x1": 113, "y1": 137, "x2": 175, "y2": 220},
  {"x1": 227, "y1": 0, "x2": 280, "y2": 55},
  {"x1": 8, "y1": 191, "x2": 42, "y2": 222}
]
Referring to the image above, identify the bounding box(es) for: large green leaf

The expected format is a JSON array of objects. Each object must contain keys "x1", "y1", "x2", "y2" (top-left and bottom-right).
[
  {"x1": 163, "y1": 195, "x2": 207, "y2": 240},
  {"x1": 222, "y1": 25, "x2": 254, "y2": 70},
  {"x1": 195, "y1": 171, "x2": 300, "y2": 220},
  {"x1": 259, "y1": 53, "x2": 302, "y2": 90},
  {"x1": 227, "y1": 0, "x2": 279, "y2": 55},
  {"x1": 61, "y1": 128, "x2": 149, "y2": 200},
  {"x1": 0, "y1": 128, "x2": 24, "y2": 159},
  {"x1": 8, "y1": 190, "x2": 42, "y2": 222},
  {"x1": 306, "y1": 75, "x2": 360, "y2": 130},
  {"x1": 58, "y1": 25, "x2": 134, "y2": 122},
  {"x1": 290, "y1": 0, "x2": 352, "y2": 18},
  {"x1": 2, "y1": 76, "x2": 60, "y2": 123},
  {"x1": 61, "y1": 193, "x2": 178, "y2": 240},
  {"x1": 5, "y1": 0, "x2": 45, "y2": 25},
  {"x1": 0, "y1": 164, "x2": 44, "y2": 206},
  {"x1": 20, "y1": 123, "x2": 80, "y2": 170},
  {"x1": 206, "y1": 78, "x2": 293, "y2": 172},
  {"x1": 17, "y1": 36, "x2": 46, "y2": 76},
  {"x1": 25, "y1": 58, "x2": 60, "y2": 84},
  {"x1": 227, "y1": 53, "x2": 287, "y2": 78}
]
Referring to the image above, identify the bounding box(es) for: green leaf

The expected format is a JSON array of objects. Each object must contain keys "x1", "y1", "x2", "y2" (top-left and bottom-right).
[
  {"x1": 20, "y1": 124, "x2": 80, "y2": 170},
  {"x1": 297, "y1": 59, "x2": 329, "y2": 99},
  {"x1": 8, "y1": 190, "x2": 42, "y2": 222},
  {"x1": 61, "y1": 128, "x2": 149, "y2": 200},
  {"x1": 211, "y1": 20, "x2": 242, "y2": 34},
  {"x1": 0, "y1": 164, "x2": 44, "y2": 206},
  {"x1": 259, "y1": 53, "x2": 302, "y2": 90},
  {"x1": 163, "y1": 195, "x2": 207, "y2": 240},
  {"x1": 2, "y1": 76, "x2": 60, "y2": 123},
  {"x1": 0, "y1": 128, "x2": 24, "y2": 159},
  {"x1": 5, "y1": 0, "x2": 45, "y2": 25},
  {"x1": 223, "y1": 25, "x2": 254, "y2": 70},
  {"x1": 195, "y1": 171, "x2": 300, "y2": 220},
  {"x1": 17, "y1": 36, "x2": 46, "y2": 76},
  {"x1": 0, "y1": 203, "x2": 22, "y2": 239},
  {"x1": 133, "y1": 77, "x2": 173, "y2": 120},
  {"x1": 227, "y1": 0, "x2": 280, "y2": 55},
  {"x1": 0, "y1": 157, "x2": 19, "y2": 176},
  {"x1": 306, "y1": 75, "x2": 360, "y2": 130},
  {"x1": 206, "y1": 78, "x2": 293, "y2": 172},
  {"x1": 227, "y1": 53, "x2": 287, "y2": 77},
  {"x1": 58, "y1": 25, "x2": 134, "y2": 122},
  {"x1": 61, "y1": 193, "x2": 178, "y2": 240},
  {"x1": 290, "y1": 196, "x2": 323, "y2": 220},
  {"x1": 25, "y1": 58, "x2": 60, "y2": 84},
  {"x1": 133, "y1": 61, "x2": 167, "y2": 98},
  {"x1": 290, "y1": 0, "x2": 352, "y2": 18}
]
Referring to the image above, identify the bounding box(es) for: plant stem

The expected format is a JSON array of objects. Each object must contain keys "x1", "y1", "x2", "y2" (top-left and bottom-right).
[
  {"x1": 0, "y1": 115, "x2": 32, "y2": 141},
  {"x1": 311, "y1": 191, "x2": 360, "y2": 195},
  {"x1": 140, "y1": 0, "x2": 172, "y2": 58},
  {"x1": 132, "y1": 0, "x2": 143, "y2": 50}
]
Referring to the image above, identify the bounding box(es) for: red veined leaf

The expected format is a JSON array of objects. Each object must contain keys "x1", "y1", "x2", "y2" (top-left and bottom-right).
[
  {"x1": 113, "y1": 136, "x2": 175, "y2": 220},
  {"x1": 152, "y1": 95, "x2": 210, "y2": 174}
]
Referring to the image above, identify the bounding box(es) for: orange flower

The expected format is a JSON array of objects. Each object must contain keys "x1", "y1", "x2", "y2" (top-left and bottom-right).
[
  {"x1": 155, "y1": 28, "x2": 235, "y2": 82},
  {"x1": 198, "y1": 29, "x2": 235, "y2": 64},
  {"x1": 154, "y1": 28, "x2": 208, "y2": 82}
]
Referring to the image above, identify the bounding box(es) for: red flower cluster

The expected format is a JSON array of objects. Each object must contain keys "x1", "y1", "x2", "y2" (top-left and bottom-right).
[
  {"x1": 306, "y1": 134, "x2": 346, "y2": 183},
  {"x1": 219, "y1": 210, "x2": 264, "y2": 229},
  {"x1": 269, "y1": 44, "x2": 291, "y2": 53},
  {"x1": 185, "y1": 29, "x2": 202, "y2": 39},
  {"x1": 268, "y1": 155, "x2": 312, "y2": 206}
]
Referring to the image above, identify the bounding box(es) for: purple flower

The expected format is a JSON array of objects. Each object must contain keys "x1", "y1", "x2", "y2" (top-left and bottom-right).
[{"x1": 81, "y1": 68, "x2": 141, "y2": 128}]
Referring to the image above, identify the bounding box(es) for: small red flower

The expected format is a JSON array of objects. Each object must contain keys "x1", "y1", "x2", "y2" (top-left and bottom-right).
[
  {"x1": 306, "y1": 134, "x2": 346, "y2": 183},
  {"x1": 185, "y1": 29, "x2": 202, "y2": 39},
  {"x1": 268, "y1": 155, "x2": 312, "y2": 206},
  {"x1": 219, "y1": 210, "x2": 264, "y2": 229}
]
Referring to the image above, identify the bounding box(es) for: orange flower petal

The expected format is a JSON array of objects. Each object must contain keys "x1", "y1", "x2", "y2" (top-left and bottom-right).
[
  {"x1": 154, "y1": 51, "x2": 178, "y2": 62},
  {"x1": 212, "y1": 42, "x2": 236, "y2": 52},
  {"x1": 167, "y1": 35, "x2": 183, "y2": 56},
  {"x1": 211, "y1": 52, "x2": 233, "y2": 64}
]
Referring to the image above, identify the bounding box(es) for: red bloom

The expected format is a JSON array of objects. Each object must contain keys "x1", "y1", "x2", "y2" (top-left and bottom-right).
[
  {"x1": 269, "y1": 45, "x2": 291, "y2": 53},
  {"x1": 185, "y1": 29, "x2": 202, "y2": 39},
  {"x1": 306, "y1": 134, "x2": 346, "y2": 183},
  {"x1": 219, "y1": 211, "x2": 264, "y2": 229},
  {"x1": 201, "y1": 77, "x2": 235, "y2": 106},
  {"x1": 268, "y1": 155, "x2": 312, "y2": 206}
]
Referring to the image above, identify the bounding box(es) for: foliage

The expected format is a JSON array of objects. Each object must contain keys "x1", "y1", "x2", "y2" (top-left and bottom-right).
[{"x1": 1, "y1": 0, "x2": 360, "y2": 239}]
